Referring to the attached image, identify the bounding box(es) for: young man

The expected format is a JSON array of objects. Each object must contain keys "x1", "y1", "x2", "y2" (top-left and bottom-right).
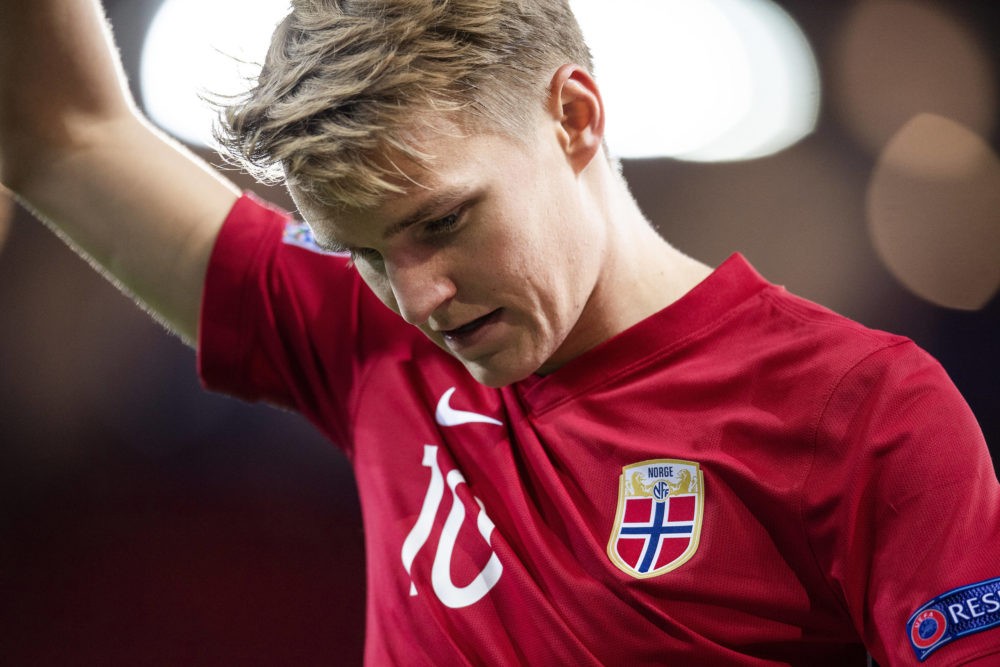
[{"x1": 2, "y1": 1, "x2": 998, "y2": 664}]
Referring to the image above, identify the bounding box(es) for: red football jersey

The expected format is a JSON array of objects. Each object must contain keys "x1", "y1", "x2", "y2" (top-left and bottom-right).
[{"x1": 199, "y1": 193, "x2": 1000, "y2": 665}]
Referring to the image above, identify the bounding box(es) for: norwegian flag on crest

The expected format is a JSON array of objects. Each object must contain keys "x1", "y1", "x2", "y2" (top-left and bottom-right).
[{"x1": 607, "y1": 459, "x2": 704, "y2": 578}]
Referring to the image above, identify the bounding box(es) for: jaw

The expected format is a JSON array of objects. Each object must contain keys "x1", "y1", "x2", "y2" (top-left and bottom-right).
[
  {"x1": 452, "y1": 346, "x2": 540, "y2": 388},
  {"x1": 464, "y1": 364, "x2": 519, "y2": 388},
  {"x1": 450, "y1": 338, "x2": 551, "y2": 388}
]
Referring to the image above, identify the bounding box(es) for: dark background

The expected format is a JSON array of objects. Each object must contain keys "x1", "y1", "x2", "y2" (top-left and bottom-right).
[{"x1": 1, "y1": 1, "x2": 997, "y2": 664}]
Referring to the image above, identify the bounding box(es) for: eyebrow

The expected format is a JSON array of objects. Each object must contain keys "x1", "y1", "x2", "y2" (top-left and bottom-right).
[
  {"x1": 309, "y1": 185, "x2": 469, "y2": 253},
  {"x1": 381, "y1": 186, "x2": 468, "y2": 241}
]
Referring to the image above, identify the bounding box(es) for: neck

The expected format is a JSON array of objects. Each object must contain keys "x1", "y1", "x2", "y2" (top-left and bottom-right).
[
  {"x1": 536, "y1": 153, "x2": 712, "y2": 376},
  {"x1": 577, "y1": 159, "x2": 712, "y2": 348}
]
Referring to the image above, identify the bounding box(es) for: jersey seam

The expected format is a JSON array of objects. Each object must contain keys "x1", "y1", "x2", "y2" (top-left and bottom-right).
[
  {"x1": 341, "y1": 270, "x2": 370, "y2": 453},
  {"x1": 797, "y1": 339, "x2": 915, "y2": 627},
  {"x1": 227, "y1": 210, "x2": 282, "y2": 400},
  {"x1": 760, "y1": 291, "x2": 900, "y2": 343}
]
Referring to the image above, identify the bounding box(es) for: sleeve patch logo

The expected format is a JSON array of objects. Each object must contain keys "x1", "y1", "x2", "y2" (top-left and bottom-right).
[
  {"x1": 907, "y1": 576, "x2": 1000, "y2": 661},
  {"x1": 607, "y1": 459, "x2": 704, "y2": 578},
  {"x1": 281, "y1": 220, "x2": 343, "y2": 255}
]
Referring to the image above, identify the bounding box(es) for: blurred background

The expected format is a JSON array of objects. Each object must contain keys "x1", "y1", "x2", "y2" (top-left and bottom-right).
[{"x1": 1, "y1": 0, "x2": 997, "y2": 664}]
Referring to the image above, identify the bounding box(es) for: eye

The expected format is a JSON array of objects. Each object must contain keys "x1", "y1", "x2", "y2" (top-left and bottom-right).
[
  {"x1": 350, "y1": 247, "x2": 383, "y2": 266},
  {"x1": 424, "y1": 211, "x2": 461, "y2": 238}
]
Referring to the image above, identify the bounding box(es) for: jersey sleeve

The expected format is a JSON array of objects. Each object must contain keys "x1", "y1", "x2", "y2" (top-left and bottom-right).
[
  {"x1": 196, "y1": 192, "x2": 393, "y2": 450},
  {"x1": 804, "y1": 341, "x2": 1000, "y2": 665}
]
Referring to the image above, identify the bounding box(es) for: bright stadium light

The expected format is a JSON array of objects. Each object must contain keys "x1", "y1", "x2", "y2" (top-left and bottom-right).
[
  {"x1": 141, "y1": 0, "x2": 820, "y2": 161},
  {"x1": 140, "y1": 0, "x2": 290, "y2": 148},
  {"x1": 571, "y1": 0, "x2": 820, "y2": 161}
]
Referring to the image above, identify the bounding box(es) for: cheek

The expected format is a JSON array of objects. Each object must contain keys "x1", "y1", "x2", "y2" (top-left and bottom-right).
[{"x1": 479, "y1": 213, "x2": 575, "y2": 305}]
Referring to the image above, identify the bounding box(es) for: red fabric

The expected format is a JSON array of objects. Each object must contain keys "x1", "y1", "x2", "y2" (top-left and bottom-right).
[{"x1": 198, "y1": 193, "x2": 1000, "y2": 666}]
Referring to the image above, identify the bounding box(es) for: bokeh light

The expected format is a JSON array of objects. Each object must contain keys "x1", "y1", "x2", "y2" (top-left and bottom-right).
[
  {"x1": 140, "y1": 0, "x2": 291, "y2": 148},
  {"x1": 571, "y1": 0, "x2": 819, "y2": 161},
  {"x1": 868, "y1": 113, "x2": 1000, "y2": 310},
  {"x1": 832, "y1": 0, "x2": 997, "y2": 156},
  {"x1": 142, "y1": 0, "x2": 819, "y2": 162}
]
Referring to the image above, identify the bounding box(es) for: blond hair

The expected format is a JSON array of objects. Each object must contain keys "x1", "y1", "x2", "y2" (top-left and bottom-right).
[{"x1": 214, "y1": 0, "x2": 593, "y2": 210}]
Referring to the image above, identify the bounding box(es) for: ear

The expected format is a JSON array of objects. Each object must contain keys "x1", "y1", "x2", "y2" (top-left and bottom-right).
[{"x1": 546, "y1": 64, "x2": 606, "y2": 173}]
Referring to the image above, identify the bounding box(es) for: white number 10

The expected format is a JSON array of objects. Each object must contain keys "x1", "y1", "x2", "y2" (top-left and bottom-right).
[{"x1": 400, "y1": 445, "x2": 504, "y2": 609}]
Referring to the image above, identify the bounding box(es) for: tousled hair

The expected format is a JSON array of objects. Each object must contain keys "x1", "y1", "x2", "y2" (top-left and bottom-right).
[{"x1": 214, "y1": 0, "x2": 594, "y2": 210}]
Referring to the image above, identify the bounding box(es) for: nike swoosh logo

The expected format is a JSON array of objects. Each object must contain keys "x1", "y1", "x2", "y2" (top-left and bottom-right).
[{"x1": 435, "y1": 387, "x2": 503, "y2": 427}]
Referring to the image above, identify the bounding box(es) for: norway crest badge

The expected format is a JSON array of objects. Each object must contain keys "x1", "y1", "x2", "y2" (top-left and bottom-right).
[{"x1": 607, "y1": 459, "x2": 704, "y2": 578}]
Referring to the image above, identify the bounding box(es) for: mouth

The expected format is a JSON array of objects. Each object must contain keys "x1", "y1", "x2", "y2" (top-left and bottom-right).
[{"x1": 441, "y1": 309, "x2": 502, "y2": 347}]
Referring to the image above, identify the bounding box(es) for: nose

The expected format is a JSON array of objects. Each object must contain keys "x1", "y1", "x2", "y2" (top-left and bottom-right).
[{"x1": 386, "y1": 255, "x2": 457, "y2": 326}]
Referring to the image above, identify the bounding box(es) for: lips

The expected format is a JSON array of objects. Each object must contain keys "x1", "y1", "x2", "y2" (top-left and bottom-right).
[{"x1": 441, "y1": 309, "x2": 502, "y2": 347}]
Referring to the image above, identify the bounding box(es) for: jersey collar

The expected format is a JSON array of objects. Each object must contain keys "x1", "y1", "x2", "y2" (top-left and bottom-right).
[{"x1": 511, "y1": 253, "x2": 772, "y2": 415}]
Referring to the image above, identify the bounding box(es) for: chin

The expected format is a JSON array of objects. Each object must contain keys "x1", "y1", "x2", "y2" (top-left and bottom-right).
[{"x1": 462, "y1": 358, "x2": 537, "y2": 388}]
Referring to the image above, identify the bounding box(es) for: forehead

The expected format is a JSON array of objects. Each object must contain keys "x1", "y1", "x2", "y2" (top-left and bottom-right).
[{"x1": 292, "y1": 125, "x2": 530, "y2": 244}]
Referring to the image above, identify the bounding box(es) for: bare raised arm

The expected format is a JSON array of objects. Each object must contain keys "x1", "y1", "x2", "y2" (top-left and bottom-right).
[{"x1": 0, "y1": 0, "x2": 242, "y2": 344}]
